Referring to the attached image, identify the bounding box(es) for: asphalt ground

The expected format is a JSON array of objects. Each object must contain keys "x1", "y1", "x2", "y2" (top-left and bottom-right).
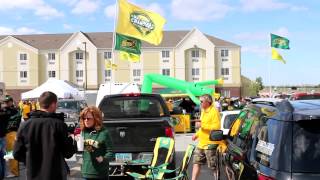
[{"x1": 4, "y1": 133, "x2": 219, "y2": 180}]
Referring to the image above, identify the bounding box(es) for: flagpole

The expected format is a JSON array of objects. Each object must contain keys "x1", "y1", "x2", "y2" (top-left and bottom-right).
[
  {"x1": 269, "y1": 56, "x2": 272, "y2": 97},
  {"x1": 110, "y1": 0, "x2": 119, "y2": 93}
]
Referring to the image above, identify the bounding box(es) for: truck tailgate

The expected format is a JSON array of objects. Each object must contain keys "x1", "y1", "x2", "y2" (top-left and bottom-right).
[{"x1": 104, "y1": 119, "x2": 168, "y2": 152}]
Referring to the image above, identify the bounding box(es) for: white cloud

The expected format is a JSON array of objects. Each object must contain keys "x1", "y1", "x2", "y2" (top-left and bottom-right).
[
  {"x1": 242, "y1": 45, "x2": 271, "y2": 58},
  {"x1": 144, "y1": 3, "x2": 165, "y2": 16},
  {"x1": 0, "y1": 0, "x2": 63, "y2": 19},
  {"x1": 240, "y1": 0, "x2": 308, "y2": 12},
  {"x1": 273, "y1": 27, "x2": 289, "y2": 37},
  {"x1": 104, "y1": 2, "x2": 165, "y2": 19},
  {"x1": 104, "y1": 4, "x2": 116, "y2": 18},
  {"x1": 63, "y1": 24, "x2": 73, "y2": 30},
  {"x1": 71, "y1": 0, "x2": 100, "y2": 15},
  {"x1": 0, "y1": 26, "x2": 44, "y2": 35},
  {"x1": 171, "y1": 0, "x2": 232, "y2": 21},
  {"x1": 234, "y1": 27, "x2": 289, "y2": 41}
]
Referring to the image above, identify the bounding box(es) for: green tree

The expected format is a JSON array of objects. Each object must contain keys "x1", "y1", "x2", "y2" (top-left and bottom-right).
[{"x1": 255, "y1": 77, "x2": 264, "y2": 92}]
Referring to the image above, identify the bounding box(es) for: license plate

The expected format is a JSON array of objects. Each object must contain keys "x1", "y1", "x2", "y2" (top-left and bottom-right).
[{"x1": 115, "y1": 153, "x2": 132, "y2": 162}]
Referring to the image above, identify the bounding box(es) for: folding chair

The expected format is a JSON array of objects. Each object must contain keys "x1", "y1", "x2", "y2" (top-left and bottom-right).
[
  {"x1": 126, "y1": 137, "x2": 175, "y2": 180},
  {"x1": 163, "y1": 144, "x2": 196, "y2": 180}
]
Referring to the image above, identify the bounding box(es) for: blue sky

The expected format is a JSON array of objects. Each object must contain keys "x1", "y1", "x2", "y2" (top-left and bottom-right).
[{"x1": 0, "y1": 0, "x2": 319, "y2": 86}]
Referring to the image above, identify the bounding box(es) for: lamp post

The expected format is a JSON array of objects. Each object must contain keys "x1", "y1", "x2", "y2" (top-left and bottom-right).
[{"x1": 82, "y1": 42, "x2": 87, "y2": 90}]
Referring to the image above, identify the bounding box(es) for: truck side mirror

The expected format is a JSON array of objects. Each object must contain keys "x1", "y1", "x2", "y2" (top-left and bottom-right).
[{"x1": 209, "y1": 130, "x2": 223, "y2": 141}]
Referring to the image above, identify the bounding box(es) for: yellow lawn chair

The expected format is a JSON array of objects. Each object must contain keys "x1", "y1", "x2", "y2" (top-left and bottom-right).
[
  {"x1": 162, "y1": 144, "x2": 196, "y2": 180},
  {"x1": 126, "y1": 137, "x2": 175, "y2": 180}
]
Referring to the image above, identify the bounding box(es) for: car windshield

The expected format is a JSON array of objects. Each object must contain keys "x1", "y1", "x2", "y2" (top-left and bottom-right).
[
  {"x1": 292, "y1": 120, "x2": 320, "y2": 173},
  {"x1": 57, "y1": 101, "x2": 78, "y2": 110},
  {"x1": 100, "y1": 96, "x2": 165, "y2": 119}
]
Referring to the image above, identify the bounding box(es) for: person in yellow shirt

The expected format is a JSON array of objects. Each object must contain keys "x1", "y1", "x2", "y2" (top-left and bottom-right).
[
  {"x1": 191, "y1": 94, "x2": 221, "y2": 180},
  {"x1": 22, "y1": 101, "x2": 31, "y2": 121}
]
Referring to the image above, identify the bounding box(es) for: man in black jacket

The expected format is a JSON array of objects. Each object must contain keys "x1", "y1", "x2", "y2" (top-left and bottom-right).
[{"x1": 13, "y1": 91, "x2": 77, "y2": 180}]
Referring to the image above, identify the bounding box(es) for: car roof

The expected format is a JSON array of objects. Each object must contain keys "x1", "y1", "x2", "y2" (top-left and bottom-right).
[
  {"x1": 251, "y1": 98, "x2": 320, "y2": 121},
  {"x1": 221, "y1": 110, "x2": 241, "y2": 115},
  {"x1": 58, "y1": 99, "x2": 85, "y2": 102}
]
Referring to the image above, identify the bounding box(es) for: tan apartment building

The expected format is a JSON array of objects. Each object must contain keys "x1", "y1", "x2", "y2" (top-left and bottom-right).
[{"x1": 0, "y1": 28, "x2": 241, "y2": 100}]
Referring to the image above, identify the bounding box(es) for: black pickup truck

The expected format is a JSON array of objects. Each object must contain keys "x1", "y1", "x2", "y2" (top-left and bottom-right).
[{"x1": 98, "y1": 93, "x2": 176, "y2": 178}]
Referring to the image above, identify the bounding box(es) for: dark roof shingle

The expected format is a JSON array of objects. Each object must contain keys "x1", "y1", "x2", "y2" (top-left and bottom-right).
[{"x1": 0, "y1": 30, "x2": 239, "y2": 50}]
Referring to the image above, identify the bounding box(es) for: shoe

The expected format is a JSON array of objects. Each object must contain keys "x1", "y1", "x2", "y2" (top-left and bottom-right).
[{"x1": 6, "y1": 174, "x2": 18, "y2": 178}]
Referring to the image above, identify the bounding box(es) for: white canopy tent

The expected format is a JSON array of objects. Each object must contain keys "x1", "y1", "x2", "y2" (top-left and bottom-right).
[{"x1": 21, "y1": 78, "x2": 83, "y2": 100}]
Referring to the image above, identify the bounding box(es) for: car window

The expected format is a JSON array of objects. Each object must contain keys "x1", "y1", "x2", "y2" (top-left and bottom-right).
[
  {"x1": 229, "y1": 111, "x2": 247, "y2": 137},
  {"x1": 253, "y1": 118, "x2": 292, "y2": 171},
  {"x1": 100, "y1": 96, "x2": 166, "y2": 119},
  {"x1": 57, "y1": 101, "x2": 78, "y2": 110},
  {"x1": 223, "y1": 114, "x2": 239, "y2": 129},
  {"x1": 292, "y1": 120, "x2": 320, "y2": 173}
]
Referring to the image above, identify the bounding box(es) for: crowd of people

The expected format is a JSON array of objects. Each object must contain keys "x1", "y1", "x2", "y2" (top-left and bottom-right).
[
  {"x1": 0, "y1": 92, "x2": 114, "y2": 180},
  {"x1": 0, "y1": 91, "x2": 232, "y2": 180}
]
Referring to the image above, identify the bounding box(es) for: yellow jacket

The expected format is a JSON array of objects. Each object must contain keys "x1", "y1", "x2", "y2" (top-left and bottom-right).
[{"x1": 195, "y1": 105, "x2": 222, "y2": 149}]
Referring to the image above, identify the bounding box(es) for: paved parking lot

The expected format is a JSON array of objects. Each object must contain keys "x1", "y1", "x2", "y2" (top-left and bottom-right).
[{"x1": 4, "y1": 133, "x2": 216, "y2": 180}]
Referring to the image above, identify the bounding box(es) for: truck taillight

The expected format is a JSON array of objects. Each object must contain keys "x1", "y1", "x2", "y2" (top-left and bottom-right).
[
  {"x1": 258, "y1": 173, "x2": 275, "y2": 180},
  {"x1": 165, "y1": 127, "x2": 174, "y2": 138}
]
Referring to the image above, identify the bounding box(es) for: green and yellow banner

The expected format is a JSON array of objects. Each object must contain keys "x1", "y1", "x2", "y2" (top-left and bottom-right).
[
  {"x1": 116, "y1": 0, "x2": 166, "y2": 45},
  {"x1": 120, "y1": 51, "x2": 140, "y2": 62},
  {"x1": 271, "y1": 33, "x2": 290, "y2": 49},
  {"x1": 115, "y1": 33, "x2": 141, "y2": 55},
  {"x1": 271, "y1": 48, "x2": 286, "y2": 64}
]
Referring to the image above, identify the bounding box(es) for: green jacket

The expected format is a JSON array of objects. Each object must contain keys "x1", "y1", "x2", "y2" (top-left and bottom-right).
[{"x1": 81, "y1": 127, "x2": 113, "y2": 178}]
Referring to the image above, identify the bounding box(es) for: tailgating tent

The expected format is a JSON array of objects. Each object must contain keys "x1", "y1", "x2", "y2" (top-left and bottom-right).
[{"x1": 21, "y1": 78, "x2": 82, "y2": 100}]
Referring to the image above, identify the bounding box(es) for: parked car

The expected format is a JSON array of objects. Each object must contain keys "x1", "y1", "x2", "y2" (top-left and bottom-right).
[
  {"x1": 289, "y1": 92, "x2": 320, "y2": 100},
  {"x1": 220, "y1": 110, "x2": 240, "y2": 135},
  {"x1": 219, "y1": 98, "x2": 320, "y2": 180},
  {"x1": 98, "y1": 93, "x2": 176, "y2": 178},
  {"x1": 56, "y1": 99, "x2": 87, "y2": 124}
]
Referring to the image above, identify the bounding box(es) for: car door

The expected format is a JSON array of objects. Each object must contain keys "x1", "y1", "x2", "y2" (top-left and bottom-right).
[{"x1": 222, "y1": 107, "x2": 260, "y2": 180}]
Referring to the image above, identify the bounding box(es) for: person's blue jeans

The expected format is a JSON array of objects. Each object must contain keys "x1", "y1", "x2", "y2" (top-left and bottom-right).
[{"x1": 0, "y1": 137, "x2": 6, "y2": 179}]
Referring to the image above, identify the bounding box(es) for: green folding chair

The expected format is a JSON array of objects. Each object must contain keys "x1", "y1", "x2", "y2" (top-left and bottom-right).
[
  {"x1": 126, "y1": 137, "x2": 175, "y2": 180},
  {"x1": 163, "y1": 144, "x2": 196, "y2": 180}
]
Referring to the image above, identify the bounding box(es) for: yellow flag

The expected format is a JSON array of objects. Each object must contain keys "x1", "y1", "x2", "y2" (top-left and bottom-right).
[
  {"x1": 271, "y1": 48, "x2": 286, "y2": 64},
  {"x1": 116, "y1": 0, "x2": 166, "y2": 45},
  {"x1": 119, "y1": 51, "x2": 140, "y2": 62},
  {"x1": 105, "y1": 60, "x2": 118, "y2": 70}
]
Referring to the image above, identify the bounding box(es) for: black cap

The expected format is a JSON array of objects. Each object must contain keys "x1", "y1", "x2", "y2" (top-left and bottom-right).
[{"x1": 4, "y1": 96, "x2": 13, "y2": 102}]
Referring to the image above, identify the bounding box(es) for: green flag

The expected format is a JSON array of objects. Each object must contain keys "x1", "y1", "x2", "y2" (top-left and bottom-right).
[
  {"x1": 115, "y1": 33, "x2": 141, "y2": 54},
  {"x1": 271, "y1": 33, "x2": 290, "y2": 49}
]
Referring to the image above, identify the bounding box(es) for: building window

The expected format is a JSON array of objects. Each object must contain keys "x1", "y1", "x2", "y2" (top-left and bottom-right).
[
  {"x1": 162, "y1": 69, "x2": 170, "y2": 76},
  {"x1": 191, "y1": 50, "x2": 200, "y2": 58},
  {"x1": 222, "y1": 58, "x2": 228, "y2": 62},
  {"x1": 192, "y1": 68, "x2": 200, "y2": 76},
  {"x1": 221, "y1": 49, "x2": 229, "y2": 57},
  {"x1": 20, "y1": 53, "x2": 27, "y2": 61},
  {"x1": 76, "y1": 70, "x2": 83, "y2": 78},
  {"x1": 48, "y1": 71, "x2": 56, "y2": 78},
  {"x1": 20, "y1": 71, "x2": 28, "y2": 78},
  {"x1": 104, "y1": 52, "x2": 112, "y2": 59},
  {"x1": 48, "y1": 53, "x2": 55, "y2": 60},
  {"x1": 48, "y1": 53, "x2": 55, "y2": 65},
  {"x1": 221, "y1": 68, "x2": 229, "y2": 75},
  {"x1": 222, "y1": 90, "x2": 231, "y2": 98},
  {"x1": 133, "y1": 69, "x2": 141, "y2": 77},
  {"x1": 105, "y1": 70, "x2": 111, "y2": 82},
  {"x1": 162, "y1": 51, "x2": 169, "y2": 58},
  {"x1": 76, "y1": 52, "x2": 83, "y2": 60}
]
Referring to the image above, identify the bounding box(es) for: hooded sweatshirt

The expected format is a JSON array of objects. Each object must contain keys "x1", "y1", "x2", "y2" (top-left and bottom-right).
[{"x1": 13, "y1": 110, "x2": 77, "y2": 180}]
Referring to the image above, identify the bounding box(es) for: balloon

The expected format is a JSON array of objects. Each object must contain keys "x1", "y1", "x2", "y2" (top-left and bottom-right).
[{"x1": 141, "y1": 74, "x2": 223, "y2": 105}]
